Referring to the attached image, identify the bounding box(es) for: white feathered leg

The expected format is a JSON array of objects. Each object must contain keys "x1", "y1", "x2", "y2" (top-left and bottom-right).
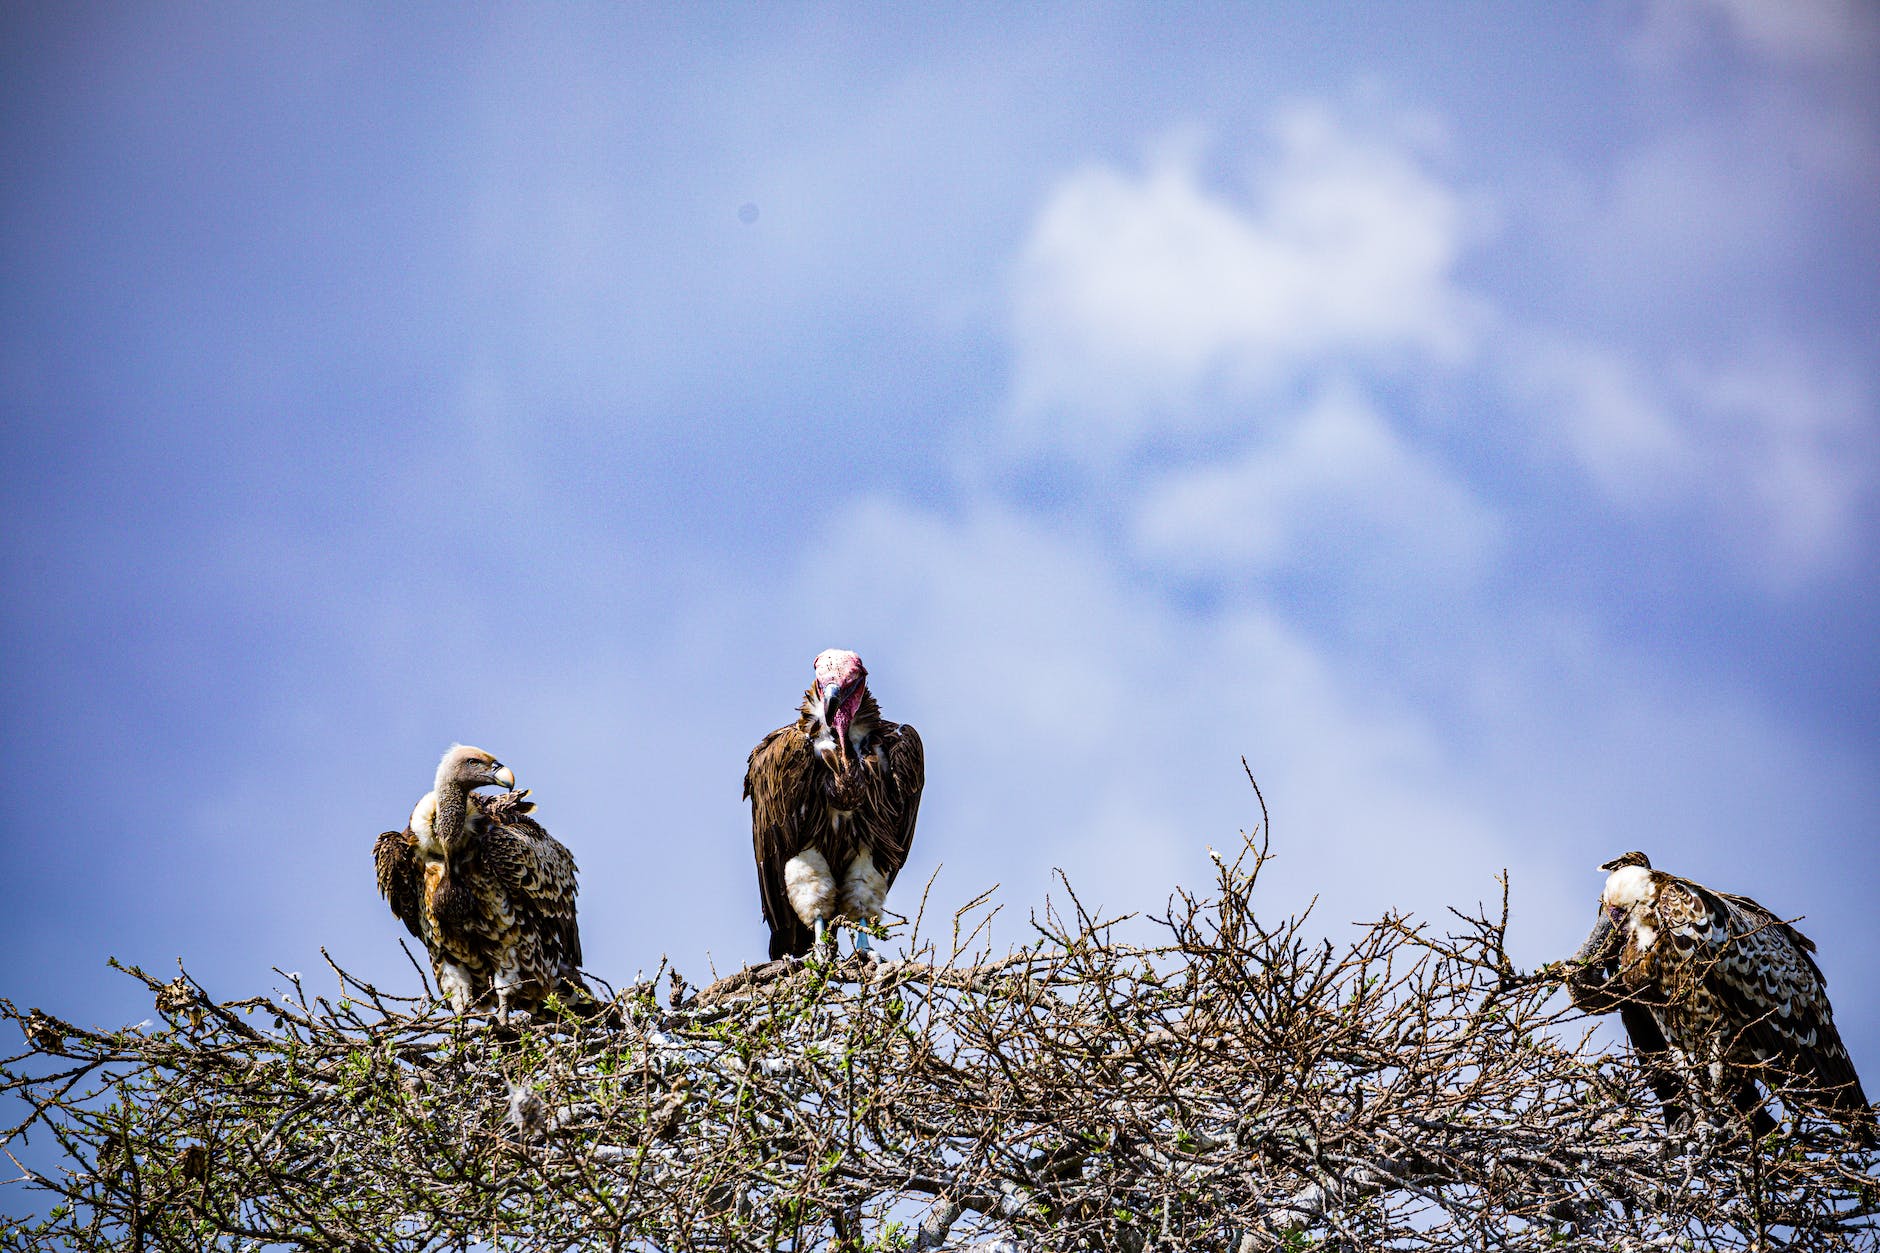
[
  {"x1": 785, "y1": 850, "x2": 838, "y2": 959},
  {"x1": 840, "y1": 853, "x2": 888, "y2": 961},
  {"x1": 438, "y1": 962, "x2": 475, "y2": 1014},
  {"x1": 492, "y1": 958, "x2": 531, "y2": 1026}
]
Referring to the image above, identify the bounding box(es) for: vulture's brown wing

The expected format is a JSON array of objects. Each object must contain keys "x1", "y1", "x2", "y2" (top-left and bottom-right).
[
  {"x1": 870, "y1": 720, "x2": 925, "y2": 890},
  {"x1": 474, "y1": 794, "x2": 584, "y2": 975},
  {"x1": 744, "y1": 724, "x2": 819, "y2": 960},
  {"x1": 1700, "y1": 885, "x2": 1871, "y2": 1124},
  {"x1": 373, "y1": 827, "x2": 424, "y2": 939}
]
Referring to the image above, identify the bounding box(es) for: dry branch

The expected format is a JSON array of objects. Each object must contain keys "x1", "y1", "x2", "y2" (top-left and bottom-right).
[{"x1": 3, "y1": 816, "x2": 1875, "y2": 1251}]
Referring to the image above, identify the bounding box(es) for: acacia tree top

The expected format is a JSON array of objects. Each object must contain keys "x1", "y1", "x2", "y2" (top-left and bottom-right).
[{"x1": 4, "y1": 814, "x2": 1877, "y2": 1251}]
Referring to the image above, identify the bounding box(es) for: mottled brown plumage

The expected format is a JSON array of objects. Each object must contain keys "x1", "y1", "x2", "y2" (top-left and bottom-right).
[
  {"x1": 374, "y1": 747, "x2": 586, "y2": 1019},
  {"x1": 745, "y1": 651, "x2": 924, "y2": 960},
  {"x1": 1576, "y1": 851, "x2": 1872, "y2": 1141},
  {"x1": 1567, "y1": 899, "x2": 1771, "y2": 1139}
]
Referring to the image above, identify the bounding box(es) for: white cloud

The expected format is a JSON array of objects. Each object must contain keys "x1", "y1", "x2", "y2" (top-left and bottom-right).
[
  {"x1": 1551, "y1": 103, "x2": 1879, "y2": 304},
  {"x1": 1509, "y1": 335, "x2": 1874, "y2": 584},
  {"x1": 1007, "y1": 108, "x2": 1478, "y2": 456},
  {"x1": 1508, "y1": 336, "x2": 1693, "y2": 498},
  {"x1": 1492, "y1": 4, "x2": 1879, "y2": 589},
  {"x1": 1680, "y1": 349, "x2": 1874, "y2": 579},
  {"x1": 1132, "y1": 384, "x2": 1502, "y2": 585}
]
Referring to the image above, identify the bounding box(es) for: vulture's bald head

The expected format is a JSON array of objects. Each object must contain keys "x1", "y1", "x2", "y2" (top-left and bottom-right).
[
  {"x1": 812, "y1": 649, "x2": 869, "y2": 755},
  {"x1": 435, "y1": 745, "x2": 515, "y2": 794}
]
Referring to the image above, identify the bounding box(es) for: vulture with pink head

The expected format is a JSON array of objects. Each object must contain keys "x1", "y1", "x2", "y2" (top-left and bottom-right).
[{"x1": 744, "y1": 650, "x2": 925, "y2": 960}]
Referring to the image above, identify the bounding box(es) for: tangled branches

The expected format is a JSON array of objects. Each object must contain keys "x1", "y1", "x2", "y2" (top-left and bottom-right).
[{"x1": 4, "y1": 825, "x2": 1876, "y2": 1250}]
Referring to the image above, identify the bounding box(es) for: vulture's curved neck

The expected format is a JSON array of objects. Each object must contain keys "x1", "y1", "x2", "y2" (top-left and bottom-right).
[{"x1": 432, "y1": 780, "x2": 470, "y2": 850}]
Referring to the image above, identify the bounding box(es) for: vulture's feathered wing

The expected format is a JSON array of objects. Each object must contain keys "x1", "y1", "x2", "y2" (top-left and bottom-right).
[
  {"x1": 745, "y1": 650, "x2": 924, "y2": 960},
  {"x1": 1574, "y1": 851, "x2": 1872, "y2": 1140},
  {"x1": 375, "y1": 746, "x2": 586, "y2": 1019},
  {"x1": 1567, "y1": 898, "x2": 1770, "y2": 1138}
]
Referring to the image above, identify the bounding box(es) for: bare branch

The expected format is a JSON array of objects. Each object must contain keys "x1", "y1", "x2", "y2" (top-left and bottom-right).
[{"x1": 4, "y1": 782, "x2": 1875, "y2": 1251}]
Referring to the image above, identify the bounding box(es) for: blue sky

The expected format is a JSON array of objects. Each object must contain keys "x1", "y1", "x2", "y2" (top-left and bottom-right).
[{"x1": 3, "y1": 1, "x2": 1877, "y2": 1085}]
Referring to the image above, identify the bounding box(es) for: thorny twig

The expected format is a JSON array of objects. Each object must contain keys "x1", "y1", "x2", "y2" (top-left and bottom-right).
[{"x1": 2, "y1": 779, "x2": 1875, "y2": 1251}]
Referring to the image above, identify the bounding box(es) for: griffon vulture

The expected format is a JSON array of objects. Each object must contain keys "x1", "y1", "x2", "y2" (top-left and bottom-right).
[
  {"x1": 1570, "y1": 851, "x2": 1871, "y2": 1142},
  {"x1": 374, "y1": 745, "x2": 586, "y2": 1020}
]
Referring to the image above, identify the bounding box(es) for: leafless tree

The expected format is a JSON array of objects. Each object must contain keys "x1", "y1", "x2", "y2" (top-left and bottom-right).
[{"x1": 4, "y1": 774, "x2": 1875, "y2": 1250}]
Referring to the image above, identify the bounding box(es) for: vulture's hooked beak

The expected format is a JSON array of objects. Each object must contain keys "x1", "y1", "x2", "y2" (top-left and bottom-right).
[
  {"x1": 822, "y1": 684, "x2": 847, "y2": 742},
  {"x1": 493, "y1": 763, "x2": 516, "y2": 791}
]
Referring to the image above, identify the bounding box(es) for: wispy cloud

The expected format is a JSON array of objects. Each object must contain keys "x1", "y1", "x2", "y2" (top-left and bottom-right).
[
  {"x1": 1681, "y1": 348, "x2": 1875, "y2": 579},
  {"x1": 1507, "y1": 334, "x2": 1874, "y2": 585},
  {"x1": 1507, "y1": 336, "x2": 1694, "y2": 499},
  {"x1": 1001, "y1": 97, "x2": 1876, "y2": 591},
  {"x1": 1006, "y1": 108, "x2": 1478, "y2": 457},
  {"x1": 1132, "y1": 383, "x2": 1501, "y2": 586}
]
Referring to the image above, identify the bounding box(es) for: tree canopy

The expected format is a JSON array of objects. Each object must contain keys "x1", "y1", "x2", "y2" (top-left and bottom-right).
[{"x1": 5, "y1": 783, "x2": 1876, "y2": 1251}]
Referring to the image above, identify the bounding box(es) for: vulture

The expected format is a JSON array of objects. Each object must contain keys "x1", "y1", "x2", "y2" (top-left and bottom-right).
[
  {"x1": 1569, "y1": 851, "x2": 1872, "y2": 1142},
  {"x1": 374, "y1": 746, "x2": 586, "y2": 1021},
  {"x1": 744, "y1": 649, "x2": 924, "y2": 961}
]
